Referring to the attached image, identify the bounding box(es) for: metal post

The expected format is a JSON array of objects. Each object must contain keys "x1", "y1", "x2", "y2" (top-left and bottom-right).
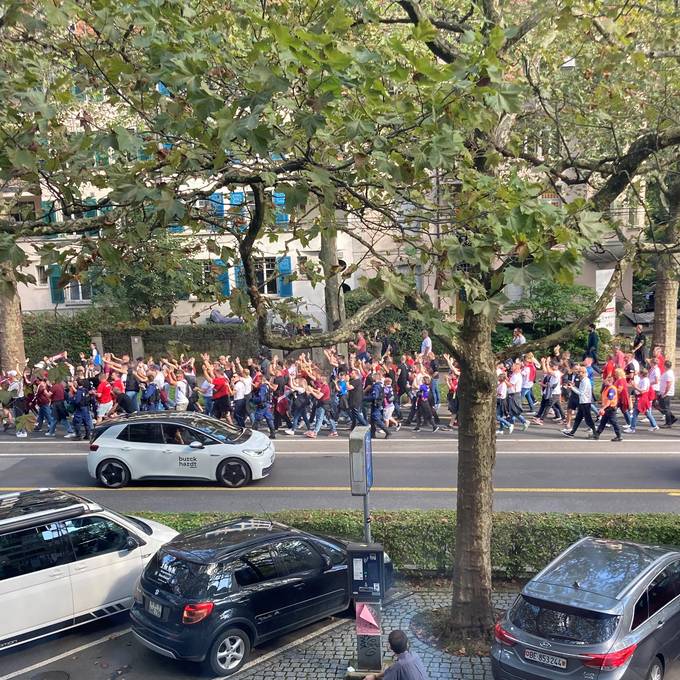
[{"x1": 363, "y1": 493, "x2": 371, "y2": 543}]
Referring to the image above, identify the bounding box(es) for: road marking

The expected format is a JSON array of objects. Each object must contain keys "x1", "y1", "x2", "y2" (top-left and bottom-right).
[
  {"x1": 0, "y1": 628, "x2": 131, "y2": 680},
  {"x1": 0, "y1": 485, "x2": 678, "y2": 494},
  {"x1": 212, "y1": 617, "x2": 349, "y2": 679}
]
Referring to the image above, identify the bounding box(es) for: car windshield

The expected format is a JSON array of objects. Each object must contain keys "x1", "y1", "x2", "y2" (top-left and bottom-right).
[
  {"x1": 106, "y1": 510, "x2": 153, "y2": 536},
  {"x1": 183, "y1": 417, "x2": 244, "y2": 443},
  {"x1": 510, "y1": 595, "x2": 619, "y2": 645}
]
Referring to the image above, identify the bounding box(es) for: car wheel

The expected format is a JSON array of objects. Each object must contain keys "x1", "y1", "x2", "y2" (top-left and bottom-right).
[
  {"x1": 217, "y1": 458, "x2": 252, "y2": 488},
  {"x1": 647, "y1": 659, "x2": 664, "y2": 680},
  {"x1": 96, "y1": 459, "x2": 131, "y2": 489},
  {"x1": 206, "y1": 627, "x2": 250, "y2": 676}
]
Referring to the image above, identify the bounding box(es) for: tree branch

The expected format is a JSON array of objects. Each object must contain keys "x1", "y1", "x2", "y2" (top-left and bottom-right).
[{"x1": 397, "y1": 0, "x2": 460, "y2": 63}]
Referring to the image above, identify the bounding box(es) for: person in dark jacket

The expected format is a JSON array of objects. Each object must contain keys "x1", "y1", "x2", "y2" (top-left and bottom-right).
[{"x1": 365, "y1": 630, "x2": 429, "y2": 680}]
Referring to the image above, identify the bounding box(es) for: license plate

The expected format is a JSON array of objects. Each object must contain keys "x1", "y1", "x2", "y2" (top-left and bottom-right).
[
  {"x1": 525, "y1": 648, "x2": 567, "y2": 669},
  {"x1": 147, "y1": 599, "x2": 163, "y2": 618}
]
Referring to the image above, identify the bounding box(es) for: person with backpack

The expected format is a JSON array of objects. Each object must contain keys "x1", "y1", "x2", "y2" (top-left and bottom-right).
[
  {"x1": 592, "y1": 374, "x2": 623, "y2": 441},
  {"x1": 68, "y1": 378, "x2": 93, "y2": 440},
  {"x1": 285, "y1": 377, "x2": 312, "y2": 435},
  {"x1": 414, "y1": 375, "x2": 438, "y2": 433},
  {"x1": 369, "y1": 373, "x2": 390, "y2": 439}
]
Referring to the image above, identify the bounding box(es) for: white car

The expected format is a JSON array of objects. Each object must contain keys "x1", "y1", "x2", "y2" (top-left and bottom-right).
[
  {"x1": 0, "y1": 488, "x2": 177, "y2": 650},
  {"x1": 88, "y1": 412, "x2": 276, "y2": 489}
]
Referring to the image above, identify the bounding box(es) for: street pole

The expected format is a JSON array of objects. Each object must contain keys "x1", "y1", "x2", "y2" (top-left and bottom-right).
[{"x1": 363, "y1": 493, "x2": 371, "y2": 543}]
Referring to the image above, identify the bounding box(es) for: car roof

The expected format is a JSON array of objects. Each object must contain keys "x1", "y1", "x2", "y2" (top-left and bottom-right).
[
  {"x1": 0, "y1": 489, "x2": 99, "y2": 532},
  {"x1": 96, "y1": 412, "x2": 243, "y2": 429},
  {"x1": 528, "y1": 537, "x2": 676, "y2": 608},
  {"x1": 164, "y1": 518, "x2": 310, "y2": 564}
]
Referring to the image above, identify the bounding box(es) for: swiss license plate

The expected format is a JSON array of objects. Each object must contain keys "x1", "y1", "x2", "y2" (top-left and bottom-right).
[
  {"x1": 525, "y1": 648, "x2": 567, "y2": 669},
  {"x1": 147, "y1": 599, "x2": 163, "y2": 618}
]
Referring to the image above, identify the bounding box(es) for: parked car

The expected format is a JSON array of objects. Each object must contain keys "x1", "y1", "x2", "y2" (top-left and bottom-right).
[
  {"x1": 130, "y1": 518, "x2": 393, "y2": 676},
  {"x1": 492, "y1": 537, "x2": 680, "y2": 680},
  {"x1": 0, "y1": 488, "x2": 177, "y2": 651},
  {"x1": 88, "y1": 412, "x2": 276, "y2": 489}
]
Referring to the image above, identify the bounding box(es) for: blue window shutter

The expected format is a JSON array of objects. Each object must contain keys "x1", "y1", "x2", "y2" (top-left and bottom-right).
[
  {"x1": 276, "y1": 256, "x2": 293, "y2": 297},
  {"x1": 214, "y1": 259, "x2": 230, "y2": 296},
  {"x1": 169, "y1": 225, "x2": 184, "y2": 233},
  {"x1": 41, "y1": 200, "x2": 57, "y2": 224},
  {"x1": 273, "y1": 192, "x2": 286, "y2": 206},
  {"x1": 275, "y1": 210, "x2": 290, "y2": 225},
  {"x1": 209, "y1": 192, "x2": 224, "y2": 217},
  {"x1": 157, "y1": 82, "x2": 171, "y2": 96},
  {"x1": 162, "y1": 141, "x2": 173, "y2": 151},
  {"x1": 234, "y1": 264, "x2": 245, "y2": 289},
  {"x1": 230, "y1": 191, "x2": 244, "y2": 206},
  {"x1": 48, "y1": 265, "x2": 65, "y2": 304},
  {"x1": 84, "y1": 198, "x2": 97, "y2": 218}
]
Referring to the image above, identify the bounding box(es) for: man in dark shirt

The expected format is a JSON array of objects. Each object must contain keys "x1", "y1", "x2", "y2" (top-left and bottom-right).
[
  {"x1": 584, "y1": 323, "x2": 600, "y2": 365},
  {"x1": 632, "y1": 324, "x2": 647, "y2": 366},
  {"x1": 365, "y1": 630, "x2": 428, "y2": 680},
  {"x1": 110, "y1": 387, "x2": 137, "y2": 416},
  {"x1": 348, "y1": 369, "x2": 367, "y2": 429}
]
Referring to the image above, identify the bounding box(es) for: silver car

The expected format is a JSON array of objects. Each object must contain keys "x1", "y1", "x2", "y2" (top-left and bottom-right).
[
  {"x1": 88, "y1": 413, "x2": 275, "y2": 489},
  {"x1": 492, "y1": 537, "x2": 680, "y2": 680}
]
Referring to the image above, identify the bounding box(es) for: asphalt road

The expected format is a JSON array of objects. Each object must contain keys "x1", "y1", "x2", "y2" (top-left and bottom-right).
[{"x1": 1, "y1": 424, "x2": 679, "y2": 513}]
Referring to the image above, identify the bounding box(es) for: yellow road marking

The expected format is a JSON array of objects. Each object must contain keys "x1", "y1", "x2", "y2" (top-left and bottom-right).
[{"x1": 0, "y1": 486, "x2": 679, "y2": 494}]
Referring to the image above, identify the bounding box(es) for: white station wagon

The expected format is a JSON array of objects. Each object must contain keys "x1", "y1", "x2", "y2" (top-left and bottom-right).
[
  {"x1": 0, "y1": 489, "x2": 177, "y2": 650},
  {"x1": 88, "y1": 412, "x2": 276, "y2": 489}
]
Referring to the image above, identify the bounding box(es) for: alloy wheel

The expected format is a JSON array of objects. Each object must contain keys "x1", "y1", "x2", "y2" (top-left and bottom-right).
[{"x1": 215, "y1": 635, "x2": 245, "y2": 671}]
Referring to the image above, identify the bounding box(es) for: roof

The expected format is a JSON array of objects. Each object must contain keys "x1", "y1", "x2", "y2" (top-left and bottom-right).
[
  {"x1": 165, "y1": 518, "x2": 301, "y2": 564},
  {"x1": 0, "y1": 489, "x2": 96, "y2": 529},
  {"x1": 531, "y1": 537, "x2": 674, "y2": 604}
]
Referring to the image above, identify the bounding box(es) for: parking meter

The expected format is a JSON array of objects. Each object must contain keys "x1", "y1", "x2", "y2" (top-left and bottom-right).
[{"x1": 348, "y1": 542, "x2": 385, "y2": 672}]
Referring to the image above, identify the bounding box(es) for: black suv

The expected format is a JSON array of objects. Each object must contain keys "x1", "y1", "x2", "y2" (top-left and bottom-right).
[{"x1": 130, "y1": 518, "x2": 392, "y2": 675}]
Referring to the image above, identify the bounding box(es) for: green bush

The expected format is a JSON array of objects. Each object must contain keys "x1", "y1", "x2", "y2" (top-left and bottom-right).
[{"x1": 136, "y1": 510, "x2": 680, "y2": 578}]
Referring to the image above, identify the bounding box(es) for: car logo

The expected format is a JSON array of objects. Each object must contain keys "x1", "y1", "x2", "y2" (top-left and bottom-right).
[
  {"x1": 539, "y1": 641, "x2": 552, "y2": 649},
  {"x1": 154, "y1": 589, "x2": 159, "y2": 596}
]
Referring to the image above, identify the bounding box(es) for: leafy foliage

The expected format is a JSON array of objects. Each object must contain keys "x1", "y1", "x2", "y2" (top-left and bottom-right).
[
  {"x1": 139, "y1": 510, "x2": 680, "y2": 578},
  {"x1": 506, "y1": 280, "x2": 597, "y2": 337}
]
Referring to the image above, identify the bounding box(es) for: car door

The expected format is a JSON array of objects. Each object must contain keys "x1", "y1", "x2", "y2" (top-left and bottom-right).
[
  {"x1": 0, "y1": 523, "x2": 74, "y2": 646},
  {"x1": 63, "y1": 516, "x2": 143, "y2": 618},
  {"x1": 117, "y1": 423, "x2": 166, "y2": 479},
  {"x1": 272, "y1": 539, "x2": 338, "y2": 629},
  {"x1": 231, "y1": 545, "x2": 291, "y2": 639},
  {"x1": 160, "y1": 424, "x2": 209, "y2": 479},
  {"x1": 649, "y1": 560, "x2": 680, "y2": 677}
]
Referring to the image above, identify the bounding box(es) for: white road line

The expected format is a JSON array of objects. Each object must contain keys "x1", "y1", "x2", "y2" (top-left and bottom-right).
[
  {"x1": 215, "y1": 617, "x2": 349, "y2": 679},
  {"x1": 0, "y1": 628, "x2": 131, "y2": 680}
]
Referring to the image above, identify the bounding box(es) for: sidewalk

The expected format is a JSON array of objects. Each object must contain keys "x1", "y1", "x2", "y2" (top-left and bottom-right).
[{"x1": 238, "y1": 590, "x2": 517, "y2": 680}]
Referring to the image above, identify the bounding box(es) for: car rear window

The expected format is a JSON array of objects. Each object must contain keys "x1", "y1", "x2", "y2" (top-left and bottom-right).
[
  {"x1": 509, "y1": 595, "x2": 619, "y2": 645},
  {"x1": 145, "y1": 550, "x2": 213, "y2": 597}
]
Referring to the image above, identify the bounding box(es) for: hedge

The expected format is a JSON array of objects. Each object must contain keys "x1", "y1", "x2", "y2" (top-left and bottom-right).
[
  {"x1": 136, "y1": 510, "x2": 680, "y2": 578},
  {"x1": 101, "y1": 324, "x2": 259, "y2": 359}
]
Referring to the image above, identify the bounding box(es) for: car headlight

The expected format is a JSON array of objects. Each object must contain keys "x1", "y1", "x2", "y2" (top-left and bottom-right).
[{"x1": 242, "y1": 449, "x2": 266, "y2": 457}]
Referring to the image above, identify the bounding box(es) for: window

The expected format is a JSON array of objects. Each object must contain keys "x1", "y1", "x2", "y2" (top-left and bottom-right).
[
  {"x1": 36, "y1": 265, "x2": 49, "y2": 286},
  {"x1": 255, "y1": 257, "x2": 278, "y2": 295},
  {"x1": 234, "y1": 547, "x2": 278, "y2": 586},
  {"x1": 0, "y1": 524, "x2": 69, "y2": 580},
  {"x1": 275, "y1": 540, "x2": 323, "y2": 575},
  {"x1": 509, "y1": 595, "x2": 619, "y2": 645},
  {"x1": 162, "y1": 424, "x2": 211, "y2": 446},
  {"x1": 648, "y1": 564, "x2": 680, "y2": 617},
  {"x1": 67, "y1": 280, "x2": 92, "y2": 302},
  {"x1": 121, "y1": 423, "x2": 164, "y2": 444},
  {"x1": 62, "y1": 517, "x2": 129, "y2": 560},
  {"x1": 145, "y1": 550, "x2": 212, "y2": 597},
  {"x1": 632, "y1": 590, "x2": 649, "y2": 630},
  {"x1": 316, "y1": 540, "x2": 346, "y2": 567}
]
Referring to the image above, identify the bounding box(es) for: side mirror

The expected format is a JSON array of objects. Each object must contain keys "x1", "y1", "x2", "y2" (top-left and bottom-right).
[
  {"x1": 189, "y1": 440, "x2": 204, "y2": 449},
  {"x1": 322, "y1": 555, "x2": 332, "y2": 571},
  {"x1": 124, "y1": 536, "x2": 139, "y2": 552}
]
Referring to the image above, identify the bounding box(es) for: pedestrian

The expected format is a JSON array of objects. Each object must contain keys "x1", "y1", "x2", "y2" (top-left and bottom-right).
[
  {"x1": 506, "y1": 363, "x2": 529, "y2": 431},
  {"x1": 520, "y1": 354, "x2": 538, "y2": 413},
  {"x1": 496, "y1": 373, "x2": 513, "y2": 434},
  {"x1": 626, "y1": 368, "x2": 658, "y2": 433},
  {"x1": 658, "y1": 360, "x2": 676, "y2": 428},
  {"x1": 632, "y1": 324, "x2": 647, "y2": 366},
  {"x1": 414, "y1": 376, "x2": 438, "y2": 432},
  {"x1": 68, "y1": 378, "x2": 93, "y2": 440},
  {"x1": 562, "y1": 366, "x2": 597, "y2": 439},
  {"x1": 347, "y1": 369, "x2": 368, "y2": 430},
  {"x1": 420, "y1": 330, "x2": 432, "y2": 357},
  {"x1": 251, "y1": 377, "x2": 276, "y2": 439},
  {"x1": 33, "y1": 375, "x2": 56, "y2": 435},
  {"x1": 7, "y1": 370, "x2": 28, "y2": 438},
  {"x1": 364, "y1": 629, "x2": 429, "y2": 680},
  {"x1": 95, "y1": 372, "x2": 114, "y2": 423},
  {"x1": 512, "y1": 327, "x2": 526, "y2": 346},
  {"x1": 584, "y1": 323, "x2": 600, "y2": 365},
  {"x1": 369, "y1": 374, "x2": 390, "y2": 439},
  {"x1": 49, "y1": 377, "x2": 74, "y2": 437},
  {"x1": 592, "y1": 375, "x2": 623, "y2": 441}
]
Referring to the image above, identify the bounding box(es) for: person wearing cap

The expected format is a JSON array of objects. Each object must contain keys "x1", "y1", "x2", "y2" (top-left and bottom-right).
[{"x1": 365, "y1": 630, "x2": 429, "y2": 680}]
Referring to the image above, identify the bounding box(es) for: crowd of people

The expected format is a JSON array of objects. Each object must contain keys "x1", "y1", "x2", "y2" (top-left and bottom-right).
[{"x1": 0, "y1": 324, "x2": 676, "y2": 442}]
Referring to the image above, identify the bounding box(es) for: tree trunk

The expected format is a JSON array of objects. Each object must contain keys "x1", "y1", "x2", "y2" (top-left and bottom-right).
[
  {"x1": 653, "y1": 175, "x2": 680, "y2": 358},
  {"x1": 0, "y1": 265, "x2": 26, "y2": 372},
  {"x1": 319, "y1": 228, "x2": 346, "y2": 331},
  {"x1": 450, "y1": 309, "x2": 497, "y2": 637}
]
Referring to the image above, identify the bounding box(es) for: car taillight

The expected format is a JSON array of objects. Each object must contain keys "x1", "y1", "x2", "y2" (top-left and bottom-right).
[
  {"x1": 582, "y1": 643, "x2": 637, "y2": 671},
  {"x1": 89, "y1": 443, "x2": 99, "y2": 451},
  {"x1": 182, "y1": 602, "x2": 214, "y2": 625},
  {"x1": 494, "y1": 621, "x2": 517, "y2": 646}
]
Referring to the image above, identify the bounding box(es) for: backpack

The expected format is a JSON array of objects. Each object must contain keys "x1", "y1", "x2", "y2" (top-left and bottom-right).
[
  {"x1": 372, "y1": 383, "x2": 384, "y2": 408},
  {"x1": 142, "y1": 383, "x2": 158, "y2": 403}
]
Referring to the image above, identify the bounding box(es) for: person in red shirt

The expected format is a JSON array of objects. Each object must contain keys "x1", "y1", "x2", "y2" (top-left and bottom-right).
[
  {"x1": 34, "y1": 375, "x2": 56, "y2": 434},
  {"x1": 350, "y1": 331, "x2": 369, "y2": 361},
  {"x1": 110, "y1": 370, "x2": 125, "y2": 393},
  {"x1": 613, "y1": 345, "x2": 626, "y2": 370},
  {"x1": 95, "y1": 374, "x2": 114, "y2": 423},
  {"x1": 211, "y1": 368, "x2": 232, "y2": 421},
  {"x1": 613, "y1": 368, "x2": 631, "y2": 428},
  {"x1": 48, "y1": 378, "x2": 74, "y2": 436},
  {"x1": 601, "y1": 355, "x2": 616, "y2": 381}
]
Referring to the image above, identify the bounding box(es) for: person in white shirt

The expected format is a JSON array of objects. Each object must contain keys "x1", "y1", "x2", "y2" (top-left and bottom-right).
[
  {"x1": 562, "y1": 365, "x2": 597, "y2": 438},
  {"x1": 174, "y1": 376, "x2": 189, "y2": 411},
  {"x1": 496, "y1": 375, "x2": 513, "y2": 434},
  {"x1": 506, "y1": 364, "x2": 529, "y2": 430},
  {"x1": 420, "y1": 330, "x2": 432, "y2": 357},
  {"x1": 7, "y1": 372, "x2": 28, "y2": 438},
  {"x1": 648, "y1": 358, "x2": 661, "y2": 394},
  {"x1": 659, "y1": 360, "x2": 676, "y2": 428}
]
